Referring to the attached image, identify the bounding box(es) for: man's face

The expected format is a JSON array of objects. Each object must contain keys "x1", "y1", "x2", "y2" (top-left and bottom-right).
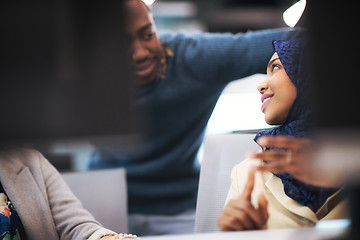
[{"x1": 126, "y1": 0, "x2": 162, "y2": 85}]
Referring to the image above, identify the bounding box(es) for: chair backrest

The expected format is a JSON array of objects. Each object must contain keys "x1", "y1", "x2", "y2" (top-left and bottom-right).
[
  {"x1": 195, "y1": 133, "x2": 260, "y2": 233},
  {"x1": 61, "y1": 168, "x2": 128, "y2": 233}
]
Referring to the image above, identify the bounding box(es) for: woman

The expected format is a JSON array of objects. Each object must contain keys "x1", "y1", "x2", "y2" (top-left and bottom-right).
[
  {"x1": 218, "y1": 39, "x2": 347, "y2": 231},
  {"x1": 0, "y1": 147, "x2": 138, "y2": 240}
]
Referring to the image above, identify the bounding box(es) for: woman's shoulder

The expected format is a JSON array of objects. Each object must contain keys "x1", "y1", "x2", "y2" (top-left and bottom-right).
[
  {"x1": 0, "y1": 146, "x2": 46, "y2": 169},
  {"x1": 231, "y1": 157, "x2": 262, "y2": 177},
  {"x1": 230, "y1": 157, "x2": 273, "y2": 194}
]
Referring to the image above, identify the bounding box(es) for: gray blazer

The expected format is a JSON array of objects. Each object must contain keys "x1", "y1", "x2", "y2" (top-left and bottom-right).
[{"x1": 0, "y1": 147, "x2": 115, "y2": 240}]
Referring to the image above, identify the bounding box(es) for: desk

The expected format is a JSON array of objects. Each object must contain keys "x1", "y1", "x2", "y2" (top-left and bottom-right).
[{"x1": 142, "y1": 221, "x2": 349, "y2": 240}]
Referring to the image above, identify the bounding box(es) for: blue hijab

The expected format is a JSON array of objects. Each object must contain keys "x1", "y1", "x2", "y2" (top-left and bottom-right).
[{"x1": 254, "y1": 39, "x2": 337, "y2": 213}]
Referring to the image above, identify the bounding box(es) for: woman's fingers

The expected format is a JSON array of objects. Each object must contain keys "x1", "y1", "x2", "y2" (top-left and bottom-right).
[
  {"x1": 100, "y1": 235, "x2": 119, "y2": 240},
  {"x1": 257, "y1": 136, "x2": 311, "y2": 152},
  {"x1": 256, "y1": 164, "x2": 288, "y2": 174},
  {"x1": 219, "y1": 216, "x2": 243, "y2": 231},
  {"x1": 242, "y1": 167, "x2": 256, "y2": 202},
  {"x1": 239, "y1": 193, "x2": 269, "y2": 230},
  {"x1": 249, "y1": 151, "x2": 290, "y2": 164},
  {"x1": 240, "y1": 168, "x2": 268, "y2": 229},
  {"x1": 251, "y1": 136, "x2": 338, "y2": 187},
  {"x1": 220, "y1": 215, "x2": 254, "y2": 231},
  {"x1": 219, "y1": 200, "x2": 266, "y2": 231},
  {"x1": 219, "y1": 168, "x2": 269, "y2": 231},
  {"x1": 249, "y1": 150, "x2": 297, "y2": 174},
  {"x1": 219, "y1": 200, "x2": 256, "y2": 231},
  {"x1": 257, "y1": 193, "x2": 269, "y2": 224},
  {"x1": 234, "y1": 168, "x2": 268, "y2": 229},
  {"x1": 243, "y1": 204, "x2": 267, "y2": 229}
]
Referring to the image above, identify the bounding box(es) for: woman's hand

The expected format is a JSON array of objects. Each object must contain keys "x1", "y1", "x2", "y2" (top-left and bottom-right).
[
  {"x1": 100, "y1": 235, "x2": 119, "y2": 239},
  {"x1": 249, "y1": 136, "x2": 341, "y2": 187},
  {"x1": 218, "y1": 167, "x2": 268, "y2": 231},
  {"x1": 100, "y1": 233, "x2": 139, "y2": 239}
]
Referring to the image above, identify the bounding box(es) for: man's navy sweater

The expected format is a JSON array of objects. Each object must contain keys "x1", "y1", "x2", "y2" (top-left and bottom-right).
[{"x1": 88, "y1": 28, "x2": 302, "y2": 215}]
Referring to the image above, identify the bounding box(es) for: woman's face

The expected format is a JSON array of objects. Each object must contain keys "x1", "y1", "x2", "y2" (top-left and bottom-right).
[{"x1": 257, "y1": 52, "x2": 297, "y2": 125}]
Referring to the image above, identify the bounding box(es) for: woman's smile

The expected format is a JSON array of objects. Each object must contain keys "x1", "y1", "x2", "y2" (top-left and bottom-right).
[{"x1": 261, "y1": 93, "x2": 273, "y2": 112}]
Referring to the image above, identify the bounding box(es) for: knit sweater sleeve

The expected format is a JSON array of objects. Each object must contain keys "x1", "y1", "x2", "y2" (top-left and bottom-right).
[{"x1": 161, "y1": 28, "x2": 303, "y2": 84}]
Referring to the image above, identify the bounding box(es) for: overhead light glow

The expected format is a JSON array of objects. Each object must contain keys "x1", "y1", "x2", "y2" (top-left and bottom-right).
[
  {"x1": 283, "y1": 0, "x2": 306, "y2": 27},
  {"x1": 142, "y1": 0, "x2": 156, "y2": 6}
]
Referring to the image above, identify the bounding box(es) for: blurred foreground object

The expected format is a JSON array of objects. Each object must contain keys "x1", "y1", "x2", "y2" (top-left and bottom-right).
[
  {"x1": 308, "y1": 1, "x2": 360, "y2": 239},
  {"x1": 0, "y1": 0, "x2": 137, "y2": 144}
]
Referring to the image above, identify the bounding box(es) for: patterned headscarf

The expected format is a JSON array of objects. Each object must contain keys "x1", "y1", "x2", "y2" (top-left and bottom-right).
[{"x1": 254, "y1": 39, "x2": 337, "y2": 212}]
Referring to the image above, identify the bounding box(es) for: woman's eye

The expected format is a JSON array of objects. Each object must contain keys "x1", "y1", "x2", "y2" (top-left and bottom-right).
[{"x1": 272, "y1": 65, "x2": 280, "y2": 72}]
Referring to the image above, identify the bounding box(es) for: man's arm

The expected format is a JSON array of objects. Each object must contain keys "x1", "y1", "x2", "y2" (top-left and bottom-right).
[{"x1": 161, "y1": 28, "x2": 303, "y2": 84}]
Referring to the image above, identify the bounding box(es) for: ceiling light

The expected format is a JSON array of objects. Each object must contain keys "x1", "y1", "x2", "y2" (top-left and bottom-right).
[
  {"x1": 142, "y1": 0, "x2": 156, "y2": 6},
  {"x1": 283, "y1": 0, "x2": 306, "y2": 27}
]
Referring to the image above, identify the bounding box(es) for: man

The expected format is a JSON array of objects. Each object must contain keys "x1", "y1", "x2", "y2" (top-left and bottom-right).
[{"x1": 88, "y1": 0, "x2": 302, "y2": 236}]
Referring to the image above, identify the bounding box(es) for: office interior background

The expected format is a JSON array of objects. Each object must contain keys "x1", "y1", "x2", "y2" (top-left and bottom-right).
[{"x1": 47, "y1": 0, "x2": 301, "y2": 172}]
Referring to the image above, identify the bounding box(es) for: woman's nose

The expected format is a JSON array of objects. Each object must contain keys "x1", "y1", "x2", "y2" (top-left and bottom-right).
[{"x1": 257, "y1": 79, "x2": 268, "y2": 94}]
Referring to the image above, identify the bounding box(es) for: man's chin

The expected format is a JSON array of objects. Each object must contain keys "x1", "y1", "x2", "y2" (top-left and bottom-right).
[{"x1": 135, "y1": 74, "x2": 157, "y2": 86}]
